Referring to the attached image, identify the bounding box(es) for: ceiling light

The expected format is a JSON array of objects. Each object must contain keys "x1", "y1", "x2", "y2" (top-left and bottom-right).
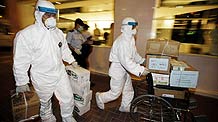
[
  {"x1": 176, "y1": 6, "x2": 184, "y2": 8},
  {"x1": 55, "y1": 2, "x2": 61, "y2": 5},
  {"x1": 97, "y1": 9, "x2": 103, "y2": 12}
]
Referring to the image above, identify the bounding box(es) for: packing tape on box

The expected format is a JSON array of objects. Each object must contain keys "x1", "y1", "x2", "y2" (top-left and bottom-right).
[
  {"x1": 11, "y1": 92, "x2": 39, "y2": 122},
  {"x1": 19, "y1": 114, "x2": 39, "y2": 122},
  {"x1": 11, "y1": 92, "x2": 28, "y2": 119},
  {"x1": 23, "y1": 92, "x2": 28, "y2": 119},
  {"x1": 161, "y1": 39, "x2": 169, "y2": 56}
]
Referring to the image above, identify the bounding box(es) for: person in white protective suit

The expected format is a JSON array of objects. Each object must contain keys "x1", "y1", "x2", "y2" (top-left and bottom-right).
[
  {"x1": 95, "y1": 17, "x2": 149, "y2": 112},
  {"x1": 13, "y1": 0, "x2": 77, "y2": 121}
]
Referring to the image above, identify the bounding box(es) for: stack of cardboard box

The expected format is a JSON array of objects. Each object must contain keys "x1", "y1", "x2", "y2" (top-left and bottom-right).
[
  {"x1": 146, "y1": 39, "x2": 199, "y2": 99},
  {"x1": 146, "y1": 55, "x2": 171, "y2": 86},
  {"x1": 66, "y1": 66, "x2": 92, "y2": 116}
]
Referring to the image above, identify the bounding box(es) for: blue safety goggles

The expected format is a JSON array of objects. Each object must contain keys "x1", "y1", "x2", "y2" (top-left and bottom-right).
[
  {"x1": 127, "y1": 22, "x2": 138, "y2": 26},
  {"x1": 122, "y1": 22, "x2": 138, "y2": 26},
  {"x1": 38, "y1": 6, "x2": 58, "y2": 14}
]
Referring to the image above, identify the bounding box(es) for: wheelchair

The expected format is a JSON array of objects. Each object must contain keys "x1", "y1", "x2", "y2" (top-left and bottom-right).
[
  {"x1": 130, "y1": 73, "x2": 202, "y2": 122},
  {"x1": 130, "y1": 94, "x2": 177, "y2": 122}
]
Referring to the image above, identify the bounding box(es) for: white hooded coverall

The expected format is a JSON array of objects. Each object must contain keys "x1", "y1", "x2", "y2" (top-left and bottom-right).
[
  {"x1": 13, "y1": 0, "x2": 76, "y2": 121},
  {"x1": 97, "y1": 17, "x2": 145, "y2": 111}
]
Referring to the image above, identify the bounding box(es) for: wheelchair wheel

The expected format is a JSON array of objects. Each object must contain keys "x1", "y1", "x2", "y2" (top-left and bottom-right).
[{"x1": 130, "y1": 95, "x2": 177, "y2": 122}]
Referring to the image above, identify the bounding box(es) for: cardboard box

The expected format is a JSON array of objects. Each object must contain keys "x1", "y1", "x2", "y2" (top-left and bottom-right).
[
  {"x1": 71, "y1": 81, "x2": 90, "y2": 97},
  {"x1": 11, "y1": 91, "x2": 40, "y2": 122},
  {"x1": 152, "y1": 73, "x2": 170, "y2": 86},
  {"x1": 169, "y1": 60, "x2": 199, "y2": 88},
  {"x1": 74, "y1": 90, "x2": 92, "y2": 105},
  {"x1": 146, "y1": 55, "x2": 171, "y2": 74},
  {"x1": 66, "y1": 66, "x2": 90, "y2": 84},
  {"x1": 170, "y1": 59, "x2": 190, "y2": 71},
  {"x1": 154, "y1": 86, "x2": 188, "y2": 99},
  {"x1": 170, "y1": 70, "x2": 199, "y2": 88},
  {"x1": 74, "y1": 101, "x2": 91, "y2": 116},
  {"x1": 146, "y1": 39, "x2": 180, "y2": 57}
]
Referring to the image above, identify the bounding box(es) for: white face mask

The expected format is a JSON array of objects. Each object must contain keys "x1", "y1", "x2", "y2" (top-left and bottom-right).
[
  {"x1": 45, "y1": 17, "x2": 56, "y2": 30},
  {"x1": 132, "y1": 28, "x2": 137, "y2": 35},
  {"x1": 122, "y1": 25, "x2": 137, "y2": 36},
  {"x1": 78, "y1": 26, "x2": 83, "y2": 32}
]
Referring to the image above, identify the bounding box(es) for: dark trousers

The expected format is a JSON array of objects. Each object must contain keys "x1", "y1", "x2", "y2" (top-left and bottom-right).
[
  {"x1": 81, "y1": 44, "x2": 93, "y2": 69},
  {"x1": 71, "y1": 44, "x2": 92, "y2": 69},
  {"x1": 71, "y1": 50, "x2": 87, "y2": 69}
]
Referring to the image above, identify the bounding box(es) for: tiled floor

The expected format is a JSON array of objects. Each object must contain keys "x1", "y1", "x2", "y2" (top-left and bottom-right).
[{"x1": 0, "y1": 49, "x2": 218, "y2": 122}]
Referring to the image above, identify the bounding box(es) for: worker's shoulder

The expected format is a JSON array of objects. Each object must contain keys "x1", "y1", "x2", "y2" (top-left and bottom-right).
[
  {"x1": 21, "y1": 24, "x2": 35, "y2": 30},
  {"x1": 116, "y1": 35, "x2": 129, "y2": 44},
  {"x1": 55, "y1": 28, "x2": 64, "y2": 34},
  {"x1": 67, "y1": 29, "x2": 78, "y2": 35},
  {"x1": 17, "y1": 24, "x2": 36, "y2": 36},
  {"x1": 69, "y1": 29, "x2": 75, "y2": 32}
]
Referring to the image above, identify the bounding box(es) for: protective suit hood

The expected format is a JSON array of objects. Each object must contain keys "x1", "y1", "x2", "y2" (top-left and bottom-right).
[
  {"x1": 34, "y1": 0, "x2": 57, "y2": 30},
  {"x1": 121, "y1": 17, "x2": 138, "y2": 37}
]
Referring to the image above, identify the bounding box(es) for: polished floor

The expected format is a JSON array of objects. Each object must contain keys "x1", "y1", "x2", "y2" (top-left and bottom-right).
[{"x1": 0, "y1": 47, "x2": 218, "y2": 122}]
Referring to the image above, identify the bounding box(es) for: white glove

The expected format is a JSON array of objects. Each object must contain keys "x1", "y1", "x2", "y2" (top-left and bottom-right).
[
  {"x1": 141, "y1": 68, "x2": 150, "y2": 76},
  {"x1": 74, "y1": 48, "x2": 81, "y2": 55},
  {"x1": 142, "y1": 59, "x2": 146, "y2": 66},
  {"x1": 71, "y1": 61, "x2": 79, "y2": 68},
  {"x1": 16, "y1": 84, "x2": 30, "y2": 93}
]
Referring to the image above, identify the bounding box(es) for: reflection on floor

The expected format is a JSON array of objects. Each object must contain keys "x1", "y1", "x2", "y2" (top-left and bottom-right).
[{"x1": 0, "y1": 50, "x2": 218, "y2": 122}]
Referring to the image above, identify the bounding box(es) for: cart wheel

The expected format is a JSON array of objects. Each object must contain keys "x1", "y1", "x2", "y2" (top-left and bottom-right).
[{"x1": 130, "y1": 95, "x2": 177, "y2": 122}]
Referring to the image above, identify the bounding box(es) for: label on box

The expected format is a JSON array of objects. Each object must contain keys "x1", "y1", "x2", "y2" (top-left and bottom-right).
[
  {"x1": 74, "y1": 90, "x2": 92, "y2": 105},
  {"x1": 162, "y1": 94, "x2": 174, "y2": 98},
  {"x1": 154, "y1": 87, "x2": 186, "y2": 99},
  {"x1": 152, "y1": 73, "x2": 169, "y2": 86},
  {"x1": 71, "y1": 81, "x2": 90, "y2": 97},
  {"x1": 170, "y1": 70, "x2": 199, "y2": 88},
  {"x1": 74, "y1": 101, "x2": 91, "y2": 116},
  {"x1": 149, "y1": 58, "x2": 169, "y2": 71},
  {"x1": 66, "y1": 66, "x2": 90, "y2": 84},
  {"x1": 146, "y1": 55, "x2": 171, "y2": 74}
]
